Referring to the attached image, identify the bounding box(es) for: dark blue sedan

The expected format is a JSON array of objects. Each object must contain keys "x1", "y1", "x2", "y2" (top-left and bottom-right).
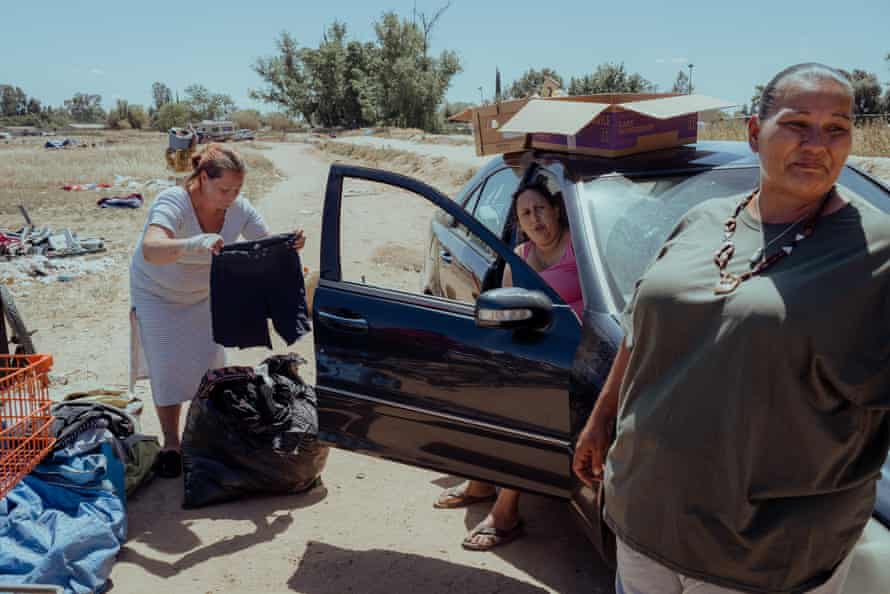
[{"x1": 312, "y1": 141, "x2": 890, "y2": 585}]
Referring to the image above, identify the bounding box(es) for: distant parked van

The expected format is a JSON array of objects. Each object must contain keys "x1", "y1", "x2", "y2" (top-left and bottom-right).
[{"x1": 194, "y1": 120, "x2": 236, "y2": 142}]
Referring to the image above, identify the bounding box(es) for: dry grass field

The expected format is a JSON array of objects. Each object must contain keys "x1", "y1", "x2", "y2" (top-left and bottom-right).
[
  {"x1": 0, "y1": 132, "x2": 278, "y2": 356},
  {"x1": 318, "y1": 139, "x2": 477, "y2": 192},
  {"x1": 700, "y1": 118, "x2": 890, "y2": 157}
]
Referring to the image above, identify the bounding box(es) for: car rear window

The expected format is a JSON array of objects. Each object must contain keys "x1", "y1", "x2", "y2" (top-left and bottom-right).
[
  {"x1": 581, "y1": 166, "x2": 890, "y2": 311},
  {"x1": 581, "y1": 167, "x2": 759, "y2": 308}
]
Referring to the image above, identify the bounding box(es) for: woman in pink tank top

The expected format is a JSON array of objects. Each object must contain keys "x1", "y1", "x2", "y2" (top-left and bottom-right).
[{"x1": 434, "y1": 173, "x2": 583, "y2": 551}]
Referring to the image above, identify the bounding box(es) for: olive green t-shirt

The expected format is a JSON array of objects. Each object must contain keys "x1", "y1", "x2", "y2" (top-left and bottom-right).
[{"x1": 605, "y1": 194, "x2": 890, "y2": 594}]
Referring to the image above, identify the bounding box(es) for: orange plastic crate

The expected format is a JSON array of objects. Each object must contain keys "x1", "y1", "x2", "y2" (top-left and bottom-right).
[{"x1": 0, "y1": 354, "x2": 54, "y2": 499}]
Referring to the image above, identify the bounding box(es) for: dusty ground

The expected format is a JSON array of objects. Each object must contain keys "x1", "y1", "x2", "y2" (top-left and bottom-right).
[
  {"x1": 5, "y1": 140, "x2": 613, "y2": 594},
  {"x1": 7, "y1": 133, "x2": 888, "y2": 594}
]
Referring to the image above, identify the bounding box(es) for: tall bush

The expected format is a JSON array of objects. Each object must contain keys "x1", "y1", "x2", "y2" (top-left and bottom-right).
[{"x1": 157, "y1": 102, "x2": 191, "y2": 130}]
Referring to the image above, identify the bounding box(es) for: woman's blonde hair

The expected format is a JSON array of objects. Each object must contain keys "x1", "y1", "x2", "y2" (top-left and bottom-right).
[{"x1": 185, "y1": 143, "x2": 247, "y2": 190}]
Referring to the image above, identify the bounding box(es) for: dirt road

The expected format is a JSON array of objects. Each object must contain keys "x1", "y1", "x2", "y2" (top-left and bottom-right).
[{"x1": 104, "y1": 143, "x2": 614, "y2": 594}]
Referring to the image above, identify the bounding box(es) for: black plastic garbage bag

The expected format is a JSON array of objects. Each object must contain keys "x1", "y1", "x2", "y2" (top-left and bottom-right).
[{"x1": 182, "y1": 354, "x2": 329, "y2": 508}]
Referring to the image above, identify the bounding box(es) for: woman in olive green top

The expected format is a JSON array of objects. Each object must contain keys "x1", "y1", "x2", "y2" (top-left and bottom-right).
[{"x1": 573, "y1": 63, "x2": 890, "y2": 594}]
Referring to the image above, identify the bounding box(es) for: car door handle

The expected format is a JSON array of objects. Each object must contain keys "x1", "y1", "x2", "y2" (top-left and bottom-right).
[
  {"x1": 318, "y1": 310, "x2": 369, "y2": 334},
  {"x1": 440, "y1": 250, "x2": 453, "y2": 265}
]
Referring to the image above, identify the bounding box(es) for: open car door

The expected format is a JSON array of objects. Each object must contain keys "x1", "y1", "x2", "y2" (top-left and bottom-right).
[{"x1": 313, "y1": 164, "x2": 581, "y2": 497}]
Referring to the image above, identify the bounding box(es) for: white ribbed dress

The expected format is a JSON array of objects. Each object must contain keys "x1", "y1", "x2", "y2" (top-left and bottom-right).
[{"x1": 130, "y1": 186, "x2": 268, "y2": 407}]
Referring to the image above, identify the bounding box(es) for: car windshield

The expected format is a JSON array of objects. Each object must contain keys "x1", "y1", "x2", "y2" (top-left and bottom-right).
[{"x1": 579, "y1": 167, "x2": 760, "y2": 310}]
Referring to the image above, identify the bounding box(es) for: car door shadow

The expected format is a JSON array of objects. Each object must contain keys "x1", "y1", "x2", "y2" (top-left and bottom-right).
[
  {"x1": 288, "y1": 540, "x2": 550, "y2": 594},
  {"x1": 460, "y1": 491, "x2": 615, "y2": 594},
  {"x1": 428, "y1": 476, "x2": 614, "y2": 592}
]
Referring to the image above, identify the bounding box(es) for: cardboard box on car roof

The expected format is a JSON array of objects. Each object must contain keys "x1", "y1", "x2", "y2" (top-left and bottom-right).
[{"x1": 450, "y1": 92, "x2": 734, "y2": 158}]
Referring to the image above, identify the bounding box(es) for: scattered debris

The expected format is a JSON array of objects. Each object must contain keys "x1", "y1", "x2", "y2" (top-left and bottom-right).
[
  {"x1": 44, "y1": 138, "x2": 78, "y2": 150},
  {"x1": 62, "y1": 183, "x2": 112, "y2": 191},
  {"x1": 1, "y1": 205, "x2": 105, "y2": 258},
  {"x1": 0, "y1": 255, "x2": 116, "y2": 285},
  {"x1": 61, "y1": 177, "x2": 174, "y2": 194},
  {"x1": 113, "y1": 176, "x2": 175, "y2": 191},
  {"x1": 97, "y1": 194, "x2": 143, "y2": 209}
]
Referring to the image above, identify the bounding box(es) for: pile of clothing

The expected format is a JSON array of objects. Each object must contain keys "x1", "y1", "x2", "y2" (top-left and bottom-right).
[{"x1": 0, "y1": 391, "x2": 159, "y2": 593}]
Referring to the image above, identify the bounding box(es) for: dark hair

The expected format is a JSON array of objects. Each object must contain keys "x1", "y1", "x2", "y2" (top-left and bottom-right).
[
  {"x1": 185, "y1": 143, "x2": 247, "y2": 190},
  {"x1": 506, "y1": 171, "x2": 569, "y2": 242},
  {"x1": 757, "y1": 63, "x2": 853, "y2": 120}
]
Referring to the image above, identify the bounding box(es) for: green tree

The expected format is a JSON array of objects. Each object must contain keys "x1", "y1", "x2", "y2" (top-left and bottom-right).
[
  {"x1": 1, "y1": 86, "x2": 18, "y2": 116},
  {"x1": 127, "y1": 105, "x2": 148, "y2": 129},
  {"x1": 106, "y1": 98, "x2": 129, "y2": 128},
  {"x1": 343, "y1": 40, "x2": 378, "y2": 126},
  {"x1": 372, "y1": 11, "x2": 461, "y2": 131},
  {"x1": 251, "y1": 10, "x2": 461, "y2": 132},
  {"x1": 506, "y1": 68, "x2": 564, "y2": 99},
  {"x1": 184, "y1": 84, "x2": 235, "y2": 120},
  {"x1": 845, "y1": 69, "x2": 882, "y2": 115},
  {"x1": 301, "y1": 21, "x2": 351, "y2": 127},
  {"x1": 231, "y1": 109, "x2": 262, "y2": 130},
  {"x1": 0, "y1": 85, "x2": 28, "y2": 116},
  {"x1": 64, "y1": 92, "x2": 105, "y2": 123},
  {"x1": 152, "y1": 82, "x2": 172, "y2": 111},
  {"x1": 568, "y1": 63, "x2": 654, "y2": 95},
  {"x1": 263, "y1": 111, "x2": 294, "y2": 131},
  {"x1": 156, "y1": 102, "x2": 191, "y2": 130},
  {"x1": 250, "y1": 32, "x2": 311, "y2": 121},
  {"x1": 750, "y1": 84, "x2": 765, "y2": 116},
  {"x1": 671, "y1": 70, "x2": 692, "y2": 94}
]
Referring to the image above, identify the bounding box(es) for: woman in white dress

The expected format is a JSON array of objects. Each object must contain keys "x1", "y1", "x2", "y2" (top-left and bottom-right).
[{"x1": 130, "y1": 144, "x2": 305, "y2": 477}]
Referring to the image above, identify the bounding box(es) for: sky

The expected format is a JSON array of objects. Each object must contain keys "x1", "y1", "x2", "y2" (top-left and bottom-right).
[{"x1": 3, "y1": 0, "x2": 888, "y2": 114}]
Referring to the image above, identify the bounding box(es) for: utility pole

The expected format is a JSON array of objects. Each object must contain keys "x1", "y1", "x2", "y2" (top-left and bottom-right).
[{"x1": 687, "y1": 63, "x2": 694, "y2": 94}]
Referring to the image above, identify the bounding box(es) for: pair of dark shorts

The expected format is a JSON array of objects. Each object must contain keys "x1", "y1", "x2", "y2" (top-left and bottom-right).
[{"x1": 210, "y1": 233, "x2": 311, "y2": 348}]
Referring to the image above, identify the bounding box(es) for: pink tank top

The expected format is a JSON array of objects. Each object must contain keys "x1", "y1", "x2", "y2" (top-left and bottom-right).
[{"x1": 522, "y1": 239, "x2": 584, "y2": 318}]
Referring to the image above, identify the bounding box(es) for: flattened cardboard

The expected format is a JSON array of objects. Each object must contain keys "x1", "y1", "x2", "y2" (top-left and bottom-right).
[
  {"x1": 496, "y1": 100, "x2": 611, "y2": 136},
  {"x1": 457, "y1": 93, "x2": 734, "y2": 158}
]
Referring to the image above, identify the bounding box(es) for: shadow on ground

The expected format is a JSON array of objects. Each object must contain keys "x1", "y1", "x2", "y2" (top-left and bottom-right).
[
  {"x1": 289, "y1": 541, "x2": 550, "y2": 594},
  {"x1": 116, "y1": 477, "x2": 328, "y2": 579},
  {"x1": 429, "y1": 476, "x2": 615, "y2": 594}
]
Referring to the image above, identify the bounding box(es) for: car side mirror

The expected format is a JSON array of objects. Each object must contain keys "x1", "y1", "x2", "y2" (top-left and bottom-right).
[{"x1": 475, "y1": 288, "x2": 552, "y2": 331}]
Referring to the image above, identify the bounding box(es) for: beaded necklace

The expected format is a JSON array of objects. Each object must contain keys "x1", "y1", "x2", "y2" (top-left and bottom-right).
[{"x1": 713, "y1": 187, "x2": 835, "y2": 295}]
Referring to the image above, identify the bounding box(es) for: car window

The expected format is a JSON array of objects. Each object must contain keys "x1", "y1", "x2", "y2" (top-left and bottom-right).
[
  {"x1": 473, "y1": 168, "x2": 520, "y2": 238},
  {"x1": 581, "y1": 167, "x2": 760, "y2": 309},
  {"x1": 583, "y1": 165, "x2": 890, "y2": 311},
  {"x1": 462, "y1": 185, "x2": 481, "y2": 213},
  {"x1": 339, "y1": 178, "x2": 494, "y2": 305},
  {"x1": 838, "y1": 167, "x2": 890, "y2": 212}
]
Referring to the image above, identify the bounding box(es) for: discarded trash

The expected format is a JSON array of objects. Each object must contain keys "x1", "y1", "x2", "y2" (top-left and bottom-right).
[
  {"x1": 0, "y1": 255, "x2": 116, "y2": 285},
  {"x1": 97, "y1": 194, "x2": 143, "y2": 209},
  {"x1": 0, "y1": 226, "x2": 104, "y2": 259},
  {"x1": 44, "y1": 138, "x2": 77, "y2": 150},
  {"x1": 62, "y1": 183, "x2": 112, "y2": 192}
]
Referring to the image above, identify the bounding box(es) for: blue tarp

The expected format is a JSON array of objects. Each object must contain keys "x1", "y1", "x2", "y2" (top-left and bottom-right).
[{"x1": 0, "y1": 436, "x2": 126, "y2": 594}]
